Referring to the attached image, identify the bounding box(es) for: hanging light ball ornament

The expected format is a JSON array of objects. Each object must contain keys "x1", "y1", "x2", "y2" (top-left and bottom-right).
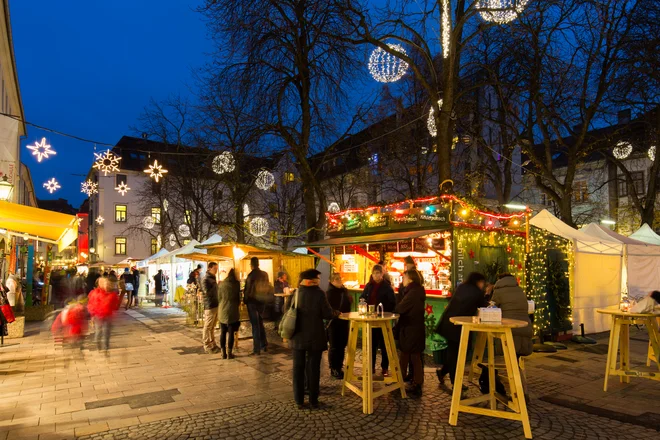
[
  {"x1": 249, "y1": 217, "x2": 269, "y2": 237},
  {"x1": 168, "y1": 233, "x2": 177, "y2": 247},
  {"x1": 478, "y1": 0, "x2": 529, "y2": 24},
  {"x1": 328, "y1": 202, "x2": 340, "y2": 214},
  {"x1": 143, "y1": 216, "x2": 155, "y2": 230},
  {"x1": 93, "y1": 149, "x2": 121, "y2": 176},
  {"x1": 368, "y1": 43, "x2": 409, "y2": 83},
  {"x1": 212, "y1": 152, "x2": 235, "y2": 175},
  {"x1": 648, "y1": 145, "x2": 656, "y2": 162},
  {"x1": 427, "y1": 99, "x2": 444, "y2": 137},
  {"x1": 255, "y1": 170, "x2": 275, "y2": 190},
  {"x1": 613, "y1": 141, "x2": 633, "y2": 160},
  {"x1": 178, "y1": 224, "x2": 191, "y2": 238}
]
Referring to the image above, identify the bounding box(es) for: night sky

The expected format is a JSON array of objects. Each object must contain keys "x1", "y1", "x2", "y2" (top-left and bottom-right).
[{"x1": 11, "y1": 0, "x2": 210, "y2": 208}]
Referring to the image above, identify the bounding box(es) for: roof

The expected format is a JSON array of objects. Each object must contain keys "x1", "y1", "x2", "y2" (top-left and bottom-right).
[
  {"x1": 630, "y1": 224, "x2": 660, "y2": 245},
  {"x1": 3, "y1": 2, "x2": 25, "y2": 136},
  {"x1": 581, "y1": 223, "x2": 660, "y2": 256},
  {"x1": 307, "y1": 229, "x2": 447, "y2": 247},
  {"x1": 36, "y1": 198, "x2": 77, "y2": 215},
  {"x1": 0, "y1": 200, "x2": 78, "y2": 249},
  {"x1": 196, "y1": 242, "x2": 314, "y2": 258},
  {"x1": 136, "y1": 248, "x2": 169, "y2": 268}
]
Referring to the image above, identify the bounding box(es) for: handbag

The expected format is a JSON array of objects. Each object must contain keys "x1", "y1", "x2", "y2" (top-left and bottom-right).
[
  {"x1": 125, "y1": 283, "x2": 134, "y2": 291},
  {"x1": 278, "y1": 288, "x2": 298, "y2": 339},
  {"x1": 1, "y1": 304, "x2": 15, "y2": 323}
]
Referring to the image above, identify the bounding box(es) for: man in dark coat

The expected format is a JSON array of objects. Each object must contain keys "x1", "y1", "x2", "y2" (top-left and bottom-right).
[
  {"x1": 154, "y1": 270, "x2": 164, "y2": 307},
  {"x1": 243, "y1": 257, "x2": 270, "y2": 355},
  {"x1": 360, "y1": 264, "x2": 396, "y2": 376},
  {"x1": 436, "y1": 272, "x2": 487, "y2": 388},
  {"x1": 289, "y1": 269, "x2": 337, "y2": 409},
  {"x1": 202, "y1": 262, "x2": 220, "y2": 354},
  {"x1": 326, "y1": 273, "x2": 352, "y2": 379}
]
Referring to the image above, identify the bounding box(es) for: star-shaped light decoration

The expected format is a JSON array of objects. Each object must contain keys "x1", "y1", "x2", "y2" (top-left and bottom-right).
[
  {"x1": 425, "y1": 303, "x2": 434, "y2": 315},
  {"x1": 27, "y1": 138, "x2": 56, "y2": 162},
  {"x1": 43, "y1": 178, "x2": 61, "y2": 194},
  {"x1": 144, "y1": 159, "x2": 168, "y2": 182},
  {"x1": 95, "y1": 215, "x2": 104, "y2": 225},
  {"x1": 468, "y1": 249, "x2": 475, "y2": 259},
  {"x1": 81, "y1": 180, "x2": 98, "y2": 196},
  {"x1": 93, "y1": 150, "x2": 121, "y2": 176},
  {"x1": 115, "y1": 181, "x2": 131, "y2": 196}
]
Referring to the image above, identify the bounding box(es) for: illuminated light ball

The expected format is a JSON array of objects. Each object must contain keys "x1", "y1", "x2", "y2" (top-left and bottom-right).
[
  {"x1": 249, "y1": 217, "x2": 269, "y2": 237},
  {"x1": 478, "y1": 0, "x2": 529, "y2": 24},
  {"x1": 427, "y1": 99, "x2": 443, "y2": 137},
  {"x1": 513, "y1": 219, "x2": 520, "y2": 226},
  {"x1": 243, "y1": 203, "x2": 250, "y2": 217},
  {"x1": 255, "y1": 170, "x2": 275, "y2": 190},
  {"x1": 368, "y1": 43, "x2": 409, "y2": 83},
  {"x1": 212, "y1": 151, "x2": 235, "y2": 174},
  {"x1": 143, "y1": 216, "x2": 155, "y2": 230},
  {"x1": 179, "y1": 224, "x2": 191, "y2": 238},
  {"x1": 460, "y1": 209, "x2": 469, "y2": 217},
  {"x1": 168, "y1": 233, "x2": 177, "y2": 247},
  {"x1": 487, "y1": 220, "x2": 494, "y2": 226},
  {"x1": 613, "y1": 141, "x2": 633, "y2": 160},
  {"x1": 328, "y1": 202, "x2": 340, "y2": 213},
  {"x1": 648, "y1": 145, "x2": 656, "y2": 162}
]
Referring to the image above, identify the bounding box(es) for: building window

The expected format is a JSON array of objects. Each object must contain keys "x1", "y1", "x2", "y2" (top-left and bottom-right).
[
  {"x1": 115, "y1": 237, "x2": 127, "y2": 255},
  {"x1": 185, "y1": 209, "x2": 192, "y2": 225},
  {"x1": 151, "y1": 238, "x2": 158, "y2": 254},
  {"x1": 115, "y1": 205, "x2": 127, "y2": 222},
  {"x1": 572, "y1": 181, "x2": 589, "y2": 202},
  {"x1": 284, "y1": 172, "x2": 295, "y2": 183},
  {"x1": 151, "y1": 207, "x2": 161, "y2": 224},
  {"x1": 619, "y1": 171, "x2": 645, "y2": 197},
  {"x1": 116, "y1": 174, "x2": 127, "y2": 186}
]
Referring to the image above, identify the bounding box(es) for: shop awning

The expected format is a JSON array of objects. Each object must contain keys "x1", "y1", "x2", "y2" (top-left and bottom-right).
[
  {"x1": 0, "y1": 200, "x2": 78, "y2": 249},
  {"x1": 307, "y1": 229, "x2": 447, "y2": 247},
  {"x1": 177, "y1": 252, "x2": 233, "y2": 263}
]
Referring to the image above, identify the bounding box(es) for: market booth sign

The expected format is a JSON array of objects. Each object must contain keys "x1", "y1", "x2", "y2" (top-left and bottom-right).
[
  {"x1": 0, "y1": 200, "x2": 78, "y2": 249},
  {"x1": 328, "y1": 209, "x2": 450, "y2": 236}
]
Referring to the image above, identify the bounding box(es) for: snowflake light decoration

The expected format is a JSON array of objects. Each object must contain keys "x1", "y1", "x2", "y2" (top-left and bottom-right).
[
  {"x1": 613, "y1": 141, "x2": 633, "y2": 160},
  {"x1": 168, "y1": 233, "x2": 177, "y2": 247},
  {"x1": 93, "y1": 149, "x2": 121, "y2": 176},
  {"x1": 115, "y1": 181, "x2": 131, "y2": 196},
  {"x1": 179, "y1": 224, "x2": 191, "y2": 238},
  {"x1": 143, "y1": 216, "x2": 155, "y2": 229},
  {"x1": 427, "y1": 99, "x2": 444, "y2": 137},
  {"x1": 144, "y1": 160, "x2": 168, "y2": 182},
  {"x1": 212, "y1": 152, "x2": 235, "y2": 174},
  {"x1": 368, "y1": 43, "x2": 409, "y2": 83},
  {"x1": 243, "y1": 203, "x2": 250, "y2": 218},
  {"x1": 81, "y1": 180, "x2": 98, "y2": 196},
  {"x1": 442, "y1": 0, "x2": 451, "y2": 58},
  {"x1": 27, "y1": 137, "x2": 56, "y2": 162},
  {"x1": 478, "y1": 0, "x2": 529, "y2": 25},
  {"x1": 328, "y1": 202, "x2": 340, "y2": 214},
  {"x1": 255, "y1": 170, "x2": 275, "y2": 190},
  {"x1": 95, "y1": 215, "x2": 104, "y2": 225},
  {"x1": 648, "y1": 145, "x2": 656, "y2": 162},
  {"x1": 43, "y1": 178, "x2": 60, "y2": 194},
  {"x1": 249, "y1": 217, "x2": 269, "y2": 237}
]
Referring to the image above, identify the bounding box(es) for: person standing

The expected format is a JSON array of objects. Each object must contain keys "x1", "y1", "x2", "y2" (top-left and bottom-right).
[
  {"x1": 202, "y1": 263, "x2": 220, "y2": 354},
  {"x1": 290, "y1": 269, "x2": 337, "y2": 409},
  {"x1": 273, "y1": 271, "x2": 289, "y2": 321},
  {"x1": 395, "y1": 270, "x2": 427, "y2": 396},
  {"x1": 243, "y1": 257, "x2": 269, "y2": 355},
  {"x1": 218, "y1": 268, "x2": 241, "y2": 359},
  {"x1": 87, "y1": 277, "x2": 120, "y2": 355},
  {"x1": 154, "y1": 270, "x2": 164, "y2": 307},
  {"x1": 326, "y1": 273, "x2": 352, "y2": 379},
  {"x1": 360, "y1": 265, "x2": 396, "y2": 376},
  {"x1": 120, "y1": 268, "x2": 135, "y2": 310}
]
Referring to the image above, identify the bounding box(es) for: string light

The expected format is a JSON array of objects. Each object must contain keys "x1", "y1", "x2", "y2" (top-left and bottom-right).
[
  {"x1": 95, "y1": 215, "x2": 104, "y2": 225},
  {"x1": 249, "y1": 217, "x2": 269, "y2": 237},
  {"x1": 648, "y1": 145, "x2": 656, "y2": 162},
  {"x1": 441, "y1": 0, "x2": 450, "y2": 58},
  {"x1": 255, "y1": 170, "x2": 275, "y2": 190},
  {"x1": 115, "y1": 182, "x2": 130, "y2": 196},
  {"x1": 179, "y1": 224, "x2": 191, "y2": 238},
  {"x1": 93, "y1": 149, "x2": 121, "y2": 175},
  {"x1": 478, "y1": 0, "x2": 529, "y2": 24},
  {"x1": 143, "y1": 216, "x2": 155, "y2": 229},
  {"x1": 144, "y1": 159, "x2": 168, "y2": 182},
  {"x1": 368, "y1": 43, "x2": 409, "y2": 83},
  {"x1": 43, "y1": 178, "x2": 60, "y2": 194},
  {"x1": 81, "y1": 180, "x2": 98, "y2": 196},
  {"x1": 27, "y1": 137, "x2": 56, "y2": 162},
  {"x1": 613, "y1": 141, "x2": 633, "y2": 160},
  {"x1": 212, "y1": 152, "x2": 235, "y2": 174},
  {"x1": 427, "y1": 99, "x2": 443, "y2": 137}
]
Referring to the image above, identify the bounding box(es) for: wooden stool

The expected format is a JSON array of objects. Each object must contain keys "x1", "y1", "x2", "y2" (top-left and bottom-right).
[
  {"x1": 449, "y1": 317, "x2": 532, "y2": 439},
  {"x1": 340, "y1": 312, "x2": 406, "y2": 414}
]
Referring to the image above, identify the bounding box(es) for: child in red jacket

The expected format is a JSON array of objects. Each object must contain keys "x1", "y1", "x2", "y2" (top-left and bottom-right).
[
  {"x1": 87, "y1": 277, "x2": 119, "y2": 354},
  {"x1": 51, "y1": 298, "x2": 88, "y2": 357}
]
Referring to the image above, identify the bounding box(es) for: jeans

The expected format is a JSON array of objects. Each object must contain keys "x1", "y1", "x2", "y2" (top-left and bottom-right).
[
  {"x1": 247, "y1": 303, "x2": 267, "y2": 354},
  {"x1": 292, "y1": 349, "x2": 322, "y2": 405},
  {"x1": 327, "y1": 321, "x2": 348, "y2": 371},
  {"x1": 202, "y1": 308, "x2": 218, "y2": 350},
  {"x1": 94, "y1": 317, "x2": 112, "y2": 352},
  {"x1": 400, "y1": 352, "x2": 424, "y2": 385},
  {"x1": 371, "y1": 328, "x2": 389, "y2": 372},
  {"x1": 220, "y1": 322, "x2": 239, "y2": 351}
]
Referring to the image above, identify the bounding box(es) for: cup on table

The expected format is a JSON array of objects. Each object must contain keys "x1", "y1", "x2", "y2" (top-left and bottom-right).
[{"x1": 368, "y1": 305, "x2": 375, "y2": 315}]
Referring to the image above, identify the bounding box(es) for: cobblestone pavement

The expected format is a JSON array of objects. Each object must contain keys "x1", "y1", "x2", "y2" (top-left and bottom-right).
[{"x1": 1, "y1": 305, "x2": 659, "y2": 439}]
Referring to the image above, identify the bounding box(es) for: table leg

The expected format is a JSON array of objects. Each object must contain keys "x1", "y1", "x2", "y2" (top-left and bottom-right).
[
  {"x1": 620, "y1": 323, "x2": 630, "y2": 383},
  {"x1": 607, "y1": 317, "x2": 622, "y2": 392},
  {"x1": 504, "y1": 328, "x2": 532, "y2": 439},
  {"x1": 382, "y1": 322, "x2": 406, "y2": 398},
  {"x1": 468, "y1": 333, "x2": 486, "y2": 383},
  {"x1": 342, "y1": 321, "x2": 359, "y2": 397},
  {"x1": 645, "y1": 317, "x2": 660, "y2": 372},
  {"x1": 362, "y1": 322, "x2": 372, "y2": 414},
  {"x1": 603, "y1": 315, "x2": 617, "y2": 392},
  {"x1": 449, "y1": 326, "x2": 471, "y2": 426},
  {"x1": 501, "y1": 332, "x2": 520, "y2": 413},
  {"x1": 487, "y1": 333, "x2": 496, "y2": 410}
]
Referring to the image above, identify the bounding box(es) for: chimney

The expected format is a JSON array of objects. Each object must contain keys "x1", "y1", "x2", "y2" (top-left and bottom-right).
[{"x1": 618, "y1": 109, "x2": 631, "y2": 125}]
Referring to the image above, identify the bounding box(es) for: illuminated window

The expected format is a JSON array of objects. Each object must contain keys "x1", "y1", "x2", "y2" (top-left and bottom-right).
[
  {"x1": 151, "y1": 207, "x2": 161, "y2": 224},
  {"x1": 116, "y1": 174, "x2": 127, "y2": 186},
  {"x1": 185, "y1": 209, "x2": 192, "y2": 225},
  {"x1": 115, "y1": 237, "x2": 127, "y2": 255},
  {"x1": 284, "y1": 172, "x2": 295, "y2": 183},
  {"x1": 151, "y1": 238, "x2": 158, "y2": 254},
  {"x1": 115, "y1": 205, "x2": 127, "y2": 222}
]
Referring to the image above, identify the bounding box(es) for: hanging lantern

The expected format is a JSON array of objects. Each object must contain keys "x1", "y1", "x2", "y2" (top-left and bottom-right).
[
  {"x1": 648, "y1": 145, "x2": 656, "y2": 162},
  {"x1": 478, "y1": 0, "x2": 529, "y2": 24},
  {"x1": 212, "y1": 152, "x2": 235, "y2": 174},
  {"x1": 179, "y1": 224, "x2": 191, "y2": 238},
  {"x1": 43, "y1": 178, "x2": 61, "y2": 194},
  {"x1": 427, "y1": 99, "x2": 443, "y2": 137},
  {"x1": 143, "y1": 216, "x2": 155, "y2": 230},
  {"x1": 249, "y1": 217, "x2": 269, "y2": 237},
  {"x1": 368, "y1": 43, "x2": 409, "y2": 83},
  {"x1": 255, "y1": 170, "x2": 275, "y2": 190},
  {"x1": 27, "y1": 137, "x2": 56, "y2": 162},
  {"x1": 613, "y1": 141, "x2": 633, "y2": 160},
  {"x1": 93, "y1": 150, "x2": 121, "y2": 175},
  {"x1": 328, "y1": 202, "x2": 340, "y2": 213}
]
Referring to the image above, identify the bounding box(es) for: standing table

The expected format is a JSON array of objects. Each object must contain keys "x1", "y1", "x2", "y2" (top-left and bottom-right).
[
  {"x1": 596, "y1": 309, "x2": 660, "y2": 391},
  {"x1": 340, "y1": 312, "x2": 405, "y2": 414},
  {"x1": 448, "y1": 317, "x2": 532, "y2": 439}
]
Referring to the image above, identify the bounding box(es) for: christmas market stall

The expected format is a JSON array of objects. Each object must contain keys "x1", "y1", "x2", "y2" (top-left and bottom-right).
[{"x1": 308, "y1": 195, "x2": 528, "y2": 357}]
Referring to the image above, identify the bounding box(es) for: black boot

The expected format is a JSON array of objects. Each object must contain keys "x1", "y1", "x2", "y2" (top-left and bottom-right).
[
  {"x1": 227, "y1": 350, "x2": 235, "y2": 359},
  {"x1": 221, "y1": 348, "x2": 228, "y2": 359}
]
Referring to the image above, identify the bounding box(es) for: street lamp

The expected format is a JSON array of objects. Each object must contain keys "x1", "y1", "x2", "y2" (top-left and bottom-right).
[{"x1": 0, "y1": 175, "x2": 14, "y2": 201}]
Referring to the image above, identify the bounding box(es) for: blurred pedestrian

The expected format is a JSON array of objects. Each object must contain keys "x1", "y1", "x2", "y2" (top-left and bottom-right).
[
  {"x1": 396, "y1": 270, "x2": 426, "y2": 396},
  {"x1": 218, "y1": 268, "x2": 240, "y2": 359},
  {"x1": 154, "y1": 270, "x2": 164, "y2": 307},
  {"x1": 86, "y1": 269, "x2": 101, "y2": 294},
  {"x1": 51, "y1": 297, "x2": 88, "y2": 358},
  {"x1": 87, "y1": 277, "x2": 120, "y2": 355},
  {"x1": 202, "y1": 262, "x2": 220, "y2": 354},
  {"x1": 243, "y1": 257, "x2": 270, "y2": 355},
  {"x1": 360, "y1": 265, "x2": 396, "y2": 376},
  {"x1": 121, "y1": 268, "x2": 136, "y2": 310},
  {"x1": 274, "y1": 271, "x2": 289, "y2": 322},
  {"x1": 326, "y1": 273, "x2": 351, "y2": 379}
]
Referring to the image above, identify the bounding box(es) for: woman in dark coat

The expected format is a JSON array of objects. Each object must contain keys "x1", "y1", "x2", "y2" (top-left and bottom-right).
[
  {"x1": 326, "y1": 273, "x2": 352, "y2": 379},
  {"x1": 436, "y1": 272, "x2": 487, "y2": 389},
  {"x1": 218, "y1": 269, "x2": 241, "y2": 359},
  {"x1": 289, "y1": 269, "x2": 337, "y2": 409},
  {"x1": 395, "y1": 270, "x2": 427, "y2": 396}
]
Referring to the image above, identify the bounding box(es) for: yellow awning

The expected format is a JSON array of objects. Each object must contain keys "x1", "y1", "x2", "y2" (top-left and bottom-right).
[{"x1": 0, "y1": 200, "x2": 79, "y2": 249}]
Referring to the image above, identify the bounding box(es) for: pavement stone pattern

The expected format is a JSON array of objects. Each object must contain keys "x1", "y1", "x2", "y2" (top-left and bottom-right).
[{"x1": 0, "y1": 305, "x2": 659, "y2": 439}]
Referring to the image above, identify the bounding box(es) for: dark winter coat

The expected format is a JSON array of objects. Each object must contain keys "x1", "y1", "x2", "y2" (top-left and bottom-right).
[
  {"x1": 202, "y1": 271, "x2": 219, "y2": 310},
  {"x1": 492, "y1": 276, "x2": 533, "y2": 356},
  {"x1": 243, "y1": 268, "x2": 271, "y2": 305},
  {"x1": 289, "y1": 284, "x2": 336, "y2": 351},
  {"x1": 360, "y1": 279, "x2": 396, "y2": 312},
  {"x1": 154, "y1": 273, "x2": 163, "y2": 294},
  {"x1": 218, "y1": 277, "x2": 241, "y2": 324},
  {"x1": 437, "y1": 282, "x2": 486, "y2": 342},
  {"x1": 395, "y1": 282, "x2": 427, "y2": 353},
  {"x1": 326, "y1": 284, "x2": 352, "y2": 332}
]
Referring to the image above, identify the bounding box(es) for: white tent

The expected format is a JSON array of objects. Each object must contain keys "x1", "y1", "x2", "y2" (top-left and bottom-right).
[
  {"x1": 156, "y1": 240, "x2": 201, "y2": 264},
  {"x1": 199, "y1": 234, "x2": 223, "y2": 248},
  {"x1": 531, "y1": 210, "x2": 623, "y2": 333},
  {"x1": 137, "y1": 248, "x2": 169, "y2": 268},
  {"x1": 630, "y1": 224, "x2": 660, "y2": 245}
]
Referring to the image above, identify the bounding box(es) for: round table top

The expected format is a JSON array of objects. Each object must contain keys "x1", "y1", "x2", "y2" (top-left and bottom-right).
[
  {"x1": 339, "y1": 312, "x2": 399, "y2": 321},
  {"x1": 596, "y1": 308, "x2": 658, "y2": 317},
  {"x1": 450, "y1": 316, "x2": 529, "y2": 329}
]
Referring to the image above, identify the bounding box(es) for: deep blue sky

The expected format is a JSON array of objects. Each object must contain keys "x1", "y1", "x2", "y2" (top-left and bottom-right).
[{"x1": 12, "y1": 0, "x2": 210, "y2": 208}]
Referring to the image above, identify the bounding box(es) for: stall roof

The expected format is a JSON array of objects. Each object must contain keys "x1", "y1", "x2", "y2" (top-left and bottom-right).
[
  {"x1": 200, "y1": 234, "x2": 223, "y2": 246},
  {"x1": 177, "y1": 252, "x2": 233, "y2": 263},
  {"x1": 0, "y1": 200, "x2": 78, "y2": 249},
  {"x1": 307, "y1": 229, "x2": 447, "y2": 247},
  {"x1": 137, "y1": 248, "x2": 169, "y2": 268},
  {"x1": 156, "y1": 240, "x2": 200, "y2": 262},
  {"x1": 630, "y1": 224, "x2": 660, "y2": 245},
  {"x1": 196, "y1": 242, "x2": 314, "y2": 258}
]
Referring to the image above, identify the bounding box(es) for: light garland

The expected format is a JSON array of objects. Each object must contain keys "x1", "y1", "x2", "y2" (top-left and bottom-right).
[
  {"x1": 144, "y1": 159, "x2": 168, "y2": 182},
  {"x1": 168, "y1": 233, "x2": 176, "y2": 247},
  {"x1": 43, "y1": 178, "x2": 60, "y2": 194},
  {"x1": 179, "y1": 224, "x2": 190, "y2": 238},
  {"x1": 613, "y1": 141, "x2": 633, "y2": 160},
  {"x1": 27, "y1": 137, "x2": 56, "y2": 162},
  {"x1": 243, "y1": 203, "x2": 250, "y2": 218},
  {"x1": 81, "y1": 180, "x2": 98, "y2": 196},
  {"x1": 648, "y1": 145, "x2": 656, "y2": 162},
  {"x1": 427, "y1": 99, "x2": 443, "y2": 137},
  {"x1": 143, "y1": 216, "x2": 155, "y2": 229},
  {"x1": 255, "y1": 170, "x2": 275, "y2": 190},
  {"x1": 95, "y1": 215, "x2": 104, "y2": 225},
  {"x1": 478, "y1": 0, "x2": 529, "y2": 24},
  {"x1": 441, "y1": 0, "x2": 451, "y2": 59},
  {"x1": 212, "y1": 152, "x2": 235, "y2": 174},
  {"x1": 249, "y1": 217, "x2": 269, "y2": 237},
  {"x1": 115, "y1": 182, "x2": 130, "y2": 196},
  {"x1": 328, "y1": 202, "x2": 340, "y2": 213},
  {"x1": 368, "y1": 43, "x2": 409, "y2": 83},
  {"x1": 93, "y1": 149, "x2": 121, "y2": 175}
]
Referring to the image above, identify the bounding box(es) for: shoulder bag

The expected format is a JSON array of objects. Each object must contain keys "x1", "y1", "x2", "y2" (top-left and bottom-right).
[{"x1": 278, "y1": 288, "x2": 298, "y2": 339}]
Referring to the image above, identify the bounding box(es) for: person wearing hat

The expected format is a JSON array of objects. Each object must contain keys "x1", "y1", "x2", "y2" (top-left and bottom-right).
[
  {"x1": 289, "y1": 269, "x2": 337, "y2": 409},
  {"x1": 243, "y1": 257, "x2": 270, "y2": 355}
]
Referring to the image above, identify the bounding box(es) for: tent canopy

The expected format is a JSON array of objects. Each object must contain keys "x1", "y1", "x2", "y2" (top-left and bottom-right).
[
  {"x1": 156, "y1": 240, "x2": 200, "y2": 263},
  {"x1": 137, "y1": 248, "x2": 168, "y2": 268},
  {"x1": 200, "y1": 234, "x2": 223, "y2": 247},
  {"x1": 630, "y1": 224, "x2": 660, "y2": 245},
  {"x1": 0, "y1": 200, "x2": 78, "y2": 249}
]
